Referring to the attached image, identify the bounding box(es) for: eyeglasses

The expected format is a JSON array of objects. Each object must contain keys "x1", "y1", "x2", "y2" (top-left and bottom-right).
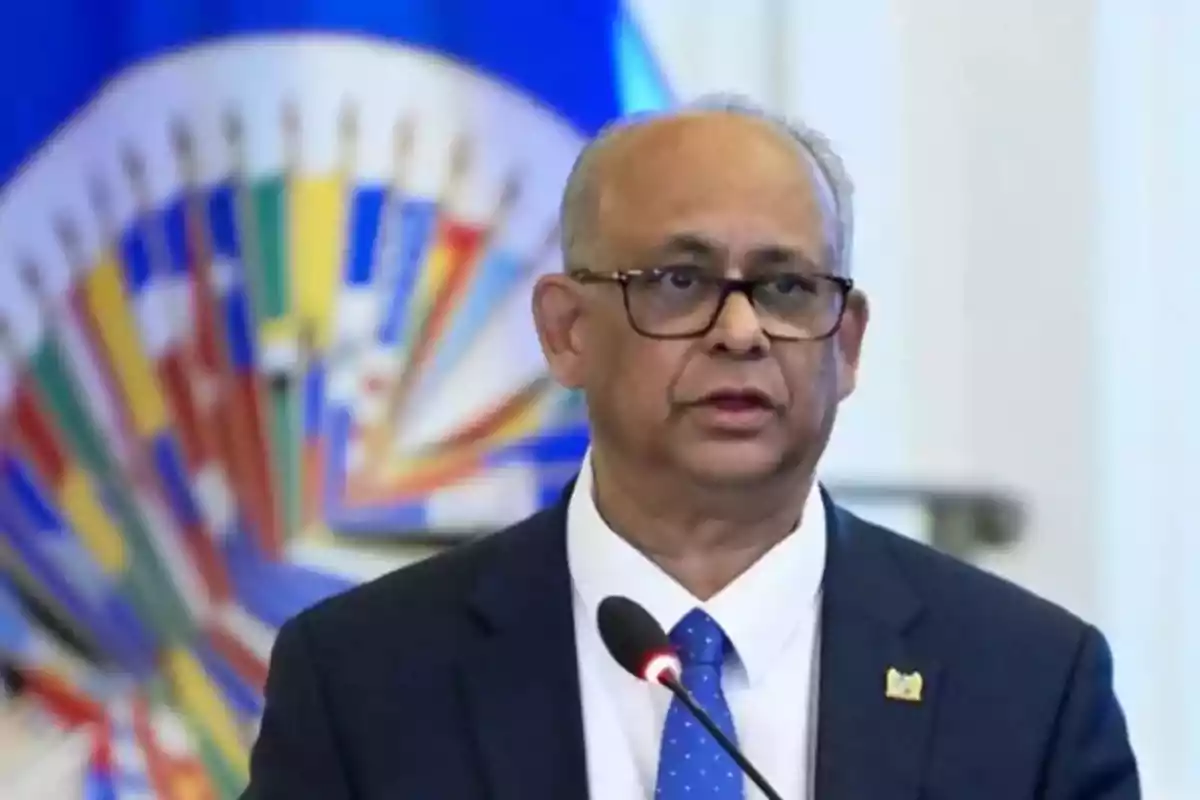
[{"x1": 569, "y1": 266, "x2": 854, "y2": 341}]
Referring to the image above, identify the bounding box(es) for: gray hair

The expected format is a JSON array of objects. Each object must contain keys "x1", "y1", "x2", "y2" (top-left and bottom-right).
[{"x1": 559, "y1": 93, "x2": 855, "y2": 274}]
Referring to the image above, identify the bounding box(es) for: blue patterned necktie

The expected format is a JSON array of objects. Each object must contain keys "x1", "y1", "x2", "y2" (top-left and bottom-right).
[{"x1": 655, "y1": 608, "x2": 744, "y2": 799}]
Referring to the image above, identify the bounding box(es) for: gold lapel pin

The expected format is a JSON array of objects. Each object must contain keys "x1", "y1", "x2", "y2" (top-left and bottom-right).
[{"x1": 885, "y1": 667, "x2": 923, "y2": 702}]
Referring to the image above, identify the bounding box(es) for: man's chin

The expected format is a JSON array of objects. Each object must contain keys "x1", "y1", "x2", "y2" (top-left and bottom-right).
[{"x1": 675, "y1": 440, "x2": 791, "y2": 486}]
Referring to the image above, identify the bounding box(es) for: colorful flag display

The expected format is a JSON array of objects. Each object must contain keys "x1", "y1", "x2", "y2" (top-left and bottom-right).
[{"x1": 0, "y1": 1, "x2": 669, "y2": 796}]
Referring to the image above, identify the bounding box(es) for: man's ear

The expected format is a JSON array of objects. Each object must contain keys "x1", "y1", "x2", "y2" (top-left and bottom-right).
[
  {"x1": 835, "y1": 289, "x2": 869, "y2": 400},
  {"x1": 532, "y1": 273, "x2": 588, "y2": 389}
]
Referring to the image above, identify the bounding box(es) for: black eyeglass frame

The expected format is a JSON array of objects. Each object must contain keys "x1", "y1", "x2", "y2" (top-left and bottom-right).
[{"x1": 568, "y1": 267, "x2": 855, "y2": 341}]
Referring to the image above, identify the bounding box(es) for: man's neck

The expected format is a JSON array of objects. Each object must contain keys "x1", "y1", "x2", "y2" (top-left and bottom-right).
[{"x1": 587, "y1": 454, "x2": 813, "y2": 600}]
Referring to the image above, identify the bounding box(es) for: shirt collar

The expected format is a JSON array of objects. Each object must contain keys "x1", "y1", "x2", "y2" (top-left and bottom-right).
[{"x1": 567, "y1": 452, "x2": 826, "y2": 684}]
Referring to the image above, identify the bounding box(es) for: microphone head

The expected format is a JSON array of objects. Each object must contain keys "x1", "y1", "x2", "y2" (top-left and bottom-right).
[{"x1": 597, "y1": 595, "x2": 680, "y2": 686}]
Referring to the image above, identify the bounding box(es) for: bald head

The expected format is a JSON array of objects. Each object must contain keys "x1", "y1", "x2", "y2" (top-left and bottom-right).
[{"x1": 560, "y1": 97, "x2": 853, "y2": 274}]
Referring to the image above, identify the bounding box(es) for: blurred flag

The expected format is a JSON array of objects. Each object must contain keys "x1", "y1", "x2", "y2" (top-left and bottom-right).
[
  {"x1": 0, "y1": 0, "x2": 668, "y2": 546},
  {"x1": 0, "y1": 0, "x2": 668, "y2": 795}
]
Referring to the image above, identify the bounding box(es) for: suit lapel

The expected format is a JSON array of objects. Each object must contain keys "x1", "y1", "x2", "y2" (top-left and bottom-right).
[
  {"x1": 457, "y1": 499, "x2": 590, "y2": 800},
  {"x1": 815, "y1": 499, "x2": 941, "y2": 800}
]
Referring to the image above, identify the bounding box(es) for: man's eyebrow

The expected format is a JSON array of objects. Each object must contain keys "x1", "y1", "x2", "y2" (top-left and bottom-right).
[
  {"x1": 648, "y1": 234, "x2": 824, "y2": 271},
  {"x1": 745, "y1": 245, "x2": 822, "y2": 271},
  {"x1": 655, "y1": 233, "x2": 723, "y2": 258}
]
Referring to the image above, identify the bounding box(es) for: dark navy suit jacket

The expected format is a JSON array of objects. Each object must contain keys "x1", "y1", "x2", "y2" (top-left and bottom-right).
[{"x1": 242, "y1": 490, "x2": 1140, "y2": 799}]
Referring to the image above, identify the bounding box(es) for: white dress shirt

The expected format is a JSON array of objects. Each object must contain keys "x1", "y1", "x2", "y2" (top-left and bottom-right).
[{"x1": 567, "y1": 455, "x2": 826, "y2": 800}]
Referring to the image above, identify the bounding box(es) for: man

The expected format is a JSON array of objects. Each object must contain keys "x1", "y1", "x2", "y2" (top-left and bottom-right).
[{"x1": 242, "y1": 98, "x2": 1140, "y2": 799}]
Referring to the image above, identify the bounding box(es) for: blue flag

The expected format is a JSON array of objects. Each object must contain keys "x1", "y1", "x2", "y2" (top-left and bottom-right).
[
  {"x1": 0, "y1": 6, "x2": 668, "y2": 787},
  {"x1": 0, "y1": 0, "x2": 668, "y2": 182},
  {"x1": 0, "y1": 577, "x2": 32, "y2": 662},
  {"x1": 0, "y1": 0, "x2": 669, "y2": 551}
]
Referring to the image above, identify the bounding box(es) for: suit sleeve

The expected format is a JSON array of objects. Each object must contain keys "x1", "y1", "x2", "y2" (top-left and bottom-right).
[
  {"x1": 1040, "y1": 625, "x2": 1141, "y2": 799},
  {"x1": 241, "y1": 614, "x2": 354, "y2": 800}
]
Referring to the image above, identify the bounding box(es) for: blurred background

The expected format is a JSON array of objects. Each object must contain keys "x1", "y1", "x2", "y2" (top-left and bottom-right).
[{"x1": 0, "y1": 1, "x2": 1195, "y2": 797}]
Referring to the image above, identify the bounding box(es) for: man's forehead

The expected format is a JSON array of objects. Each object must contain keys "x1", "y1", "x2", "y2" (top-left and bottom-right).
[
  {"x1": 593, "y1": 110, "x2": 810, "y2": 181},
  {"x1": 587, "y1": 112, "x2": 834, "y2": 253}
]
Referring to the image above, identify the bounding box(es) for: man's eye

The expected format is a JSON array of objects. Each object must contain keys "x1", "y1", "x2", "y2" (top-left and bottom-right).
[
  {"x1": 647, "y1": 268, "x2": 703, "y2": 289},
  {"x1": 767, "y1": 274, "x2": 815, "y2": 294},
  {"x1": 666, "y1": 271, "x2": 698, "y2": 289}
]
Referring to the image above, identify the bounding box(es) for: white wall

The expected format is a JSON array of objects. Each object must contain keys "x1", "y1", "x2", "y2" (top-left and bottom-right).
[
  {"x1": 1092, "y1": 2, "x2": 1200, "y2": 793},
  {"x1": 628, "y1": 0, "x2": 1199, "y2": 796}
]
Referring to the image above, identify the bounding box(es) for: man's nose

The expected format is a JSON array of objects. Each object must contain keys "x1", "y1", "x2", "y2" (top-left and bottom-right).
[{"x1": 707, "y1": 290, "x2": 769, "y2": 355}]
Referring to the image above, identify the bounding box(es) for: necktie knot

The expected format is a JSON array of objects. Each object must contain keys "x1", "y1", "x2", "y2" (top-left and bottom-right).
[{"x1": 670, "y1": 608, "x2": 728, "y2": 667}]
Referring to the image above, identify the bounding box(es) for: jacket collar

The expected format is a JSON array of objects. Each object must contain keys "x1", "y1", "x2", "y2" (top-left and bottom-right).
[{"x1": 459, "y1": 478, "x2": 938, "y2": 800}]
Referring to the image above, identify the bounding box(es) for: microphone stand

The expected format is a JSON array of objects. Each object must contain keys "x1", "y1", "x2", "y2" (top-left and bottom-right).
[{"x1": 660, "y1": 673, "x2": 784, "y2": 800}]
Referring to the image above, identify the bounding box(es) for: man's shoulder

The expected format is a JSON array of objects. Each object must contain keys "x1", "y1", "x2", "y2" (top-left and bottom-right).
[
  {"x1": 290, "y1": 506, "x2": 557, "y2": 648},
  {"x1": 844, "y1": 508, "x2": 1093, "y2": 653}
]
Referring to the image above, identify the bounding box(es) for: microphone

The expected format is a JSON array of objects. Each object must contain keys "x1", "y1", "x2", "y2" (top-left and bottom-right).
[{"x1": 597, "y1": 595, "x2": 785, "y2": 800}]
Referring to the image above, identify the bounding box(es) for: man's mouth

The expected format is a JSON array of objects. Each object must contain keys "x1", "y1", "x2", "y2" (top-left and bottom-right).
[{"x1": 696, "y1": 389, "x2": 775, "y2": 413}]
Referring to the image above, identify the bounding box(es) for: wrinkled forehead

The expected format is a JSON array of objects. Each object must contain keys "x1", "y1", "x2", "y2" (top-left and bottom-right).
[{"x1": 592, "y1": 114, "x2": 836, "y2": 268}]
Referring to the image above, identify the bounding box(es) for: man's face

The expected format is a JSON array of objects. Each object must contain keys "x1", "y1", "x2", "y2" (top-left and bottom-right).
[{"x1": 533, "y1": 113, "x2": 868, "y2": 486}]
